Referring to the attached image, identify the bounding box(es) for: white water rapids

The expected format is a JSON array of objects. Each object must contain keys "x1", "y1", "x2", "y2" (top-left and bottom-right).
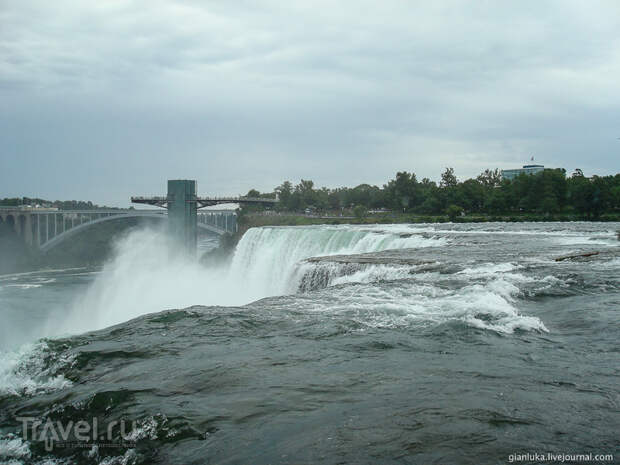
[
  {"x1": 62, "y1": 225, "x2": 445, "y2": 334},
  {"x1": 6, "y1": 221, "x2": 610, "y2": 397}
]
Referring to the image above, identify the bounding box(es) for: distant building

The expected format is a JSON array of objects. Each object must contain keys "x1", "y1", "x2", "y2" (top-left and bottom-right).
[{"x1": 501, "y1": 164, "x2": 545, "y2": 181}]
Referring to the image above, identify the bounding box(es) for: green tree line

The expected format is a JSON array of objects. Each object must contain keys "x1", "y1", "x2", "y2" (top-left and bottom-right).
[
  {"x1": 247, "y1": 168, "x2": 620, "y2": 219},
  {"x1": 0, "y1": 197, "x2": 120, "y2": 210}
]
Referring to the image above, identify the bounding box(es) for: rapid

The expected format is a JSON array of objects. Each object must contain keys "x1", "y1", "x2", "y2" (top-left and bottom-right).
[{"x1": 0, "y1": 222, "x2": 618, "y2": 464}]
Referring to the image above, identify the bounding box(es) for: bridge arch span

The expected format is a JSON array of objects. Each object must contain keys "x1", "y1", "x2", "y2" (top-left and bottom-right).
[
  {"x1": 39, "y1": 211, "x2": 231, "y2": 253},
  {"x1": 40, "y1": 212, "x2": 168, "y2": 253},
  {"x1": 5, "y1": 214, "x2": 15, "y2": 230}
]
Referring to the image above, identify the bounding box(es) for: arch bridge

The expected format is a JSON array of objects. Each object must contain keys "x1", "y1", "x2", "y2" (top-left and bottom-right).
[
  {"x1": 1, "y1": 179, "x2": 278, "y2": 254},
  {"x1": 0, "y1": 208, "x2": 238, "y2": 253}
]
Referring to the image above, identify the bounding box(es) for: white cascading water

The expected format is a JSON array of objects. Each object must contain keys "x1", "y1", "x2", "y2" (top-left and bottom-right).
[
  {"x1": 60, "y1": 224, "x2": 445, "y2": 336},
  {"x1": 229, "y1": 225, "x2": 444, "y2": 297},
  {"x1": 2, "y1": 224, "x2": 555, "y2": 397}
]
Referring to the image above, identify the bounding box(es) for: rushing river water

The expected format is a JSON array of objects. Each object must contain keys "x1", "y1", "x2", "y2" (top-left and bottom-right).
[{"x1": 0, "y1": 222, "x2": 618, "y2": 464}]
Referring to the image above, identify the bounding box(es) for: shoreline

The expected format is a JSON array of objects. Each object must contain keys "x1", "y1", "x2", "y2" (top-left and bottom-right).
[{"x1": 239, "y1": 212, "x2": 620, "y2": 230}]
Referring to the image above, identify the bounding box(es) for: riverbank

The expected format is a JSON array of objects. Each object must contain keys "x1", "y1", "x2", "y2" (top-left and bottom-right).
[{"x1": 240, "y1": 211, "x2": 620, "y2": 229}]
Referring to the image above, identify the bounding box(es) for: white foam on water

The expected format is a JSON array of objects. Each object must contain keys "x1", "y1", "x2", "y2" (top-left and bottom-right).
[
  {"x1": 328, "y1": 265, "x2": 414, "y2": 287},
  {"x1": 457, "y1": 262, "x2": 521, "y2": 276},
  {"x1": 4, "y1": 284, "x2": 44, "y2": 290},
  {"x1": 293, "y1": 274, "x2": 548, "y2": 334},
  {"x1": 0, "y1": 342, "x2": 73, "y2": 397},
  {"x1": 596, "y1": 257, "x2": 620, "y2": 268},
  {"x1": 229, "y1": 225, "x2": 444, "y2": 296},
  {"x1": 554, "y1": 236, "x2": 617, "y2": 246},
  {"x1": 51, "y1": 225, "x2": 446, "y2": 335},
  {"x1": 454, "y1": 262, "x2": 564, "y2": 291},
  {"x1": 0, "y1": 435, "x2": 30, "y2": 462},
  {"x1": 98, "y1": 449, "x2": 138, "y2": 465},
  {"x1": 0, "y1": 268, "x2": 84, "y2": 281},
  {"x1": 0, "y1": 275, "x2": 57, "y2": 291},
  {"x1": 290, "y1": 261, "x2": 420, "y2": 293}
]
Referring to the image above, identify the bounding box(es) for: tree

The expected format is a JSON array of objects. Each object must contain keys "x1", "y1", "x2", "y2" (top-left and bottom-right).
[
  {"x1": 459, "y1": 179, "x2": 485, "y2": 212},
  {"x1": 539, "y1": 185, "x2": 559, "y2": 214},
  {"x1": 440, "y1": 167, "x2": 458, "y2": 188},
  {"x1": 348, "y1": 184, "x2": 382, "y2": 209},
  {"x1": 420, "y1": 195, "x2": 442, "y2": 214},
  {"x1": 353, "y1": 205, "x2": 368, "y2": 219},
  {"x1": 446, "y1": 204, "x2": 463, "y2": 221},
  {"x1": 476, "y1": 168, "x2": 502, "y2": 188},
  {"x1": 315, "y1": 187, "x2": 330, "y2": 211},
  {"x1": 611, "y1": 184, "x2": 620, "y2": 210},
  {"x1": 275, "y1": 181, "x2": 293, "y2": 210},
  {"x1": 384, "y1": 171, "x2": 418, "y2": 212},
  {"x1": 295, "y1": 179, "x2": 316, "y2": 209},
  {"x1": 568, "y1": 176, "x2": 595, "y2": 218},
  {"x1": 485, "y1": 189, "x2": 507, "y2": 213},
  {"x1": 328, "y1": 188, "x2": 345, "y2": 210},
  {"x1": 545, "y1": 168, "x2": 568, "y2": 210}
]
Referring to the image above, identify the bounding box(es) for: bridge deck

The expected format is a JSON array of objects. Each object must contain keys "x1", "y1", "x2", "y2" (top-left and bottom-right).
[{"x1": 131, "y1": 196, "x2": 277, "y2": 208}]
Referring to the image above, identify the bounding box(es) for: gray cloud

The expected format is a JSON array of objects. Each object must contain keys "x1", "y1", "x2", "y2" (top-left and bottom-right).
[{"x1": 1, "y1": 0, "x2": 619, "y2": 205}]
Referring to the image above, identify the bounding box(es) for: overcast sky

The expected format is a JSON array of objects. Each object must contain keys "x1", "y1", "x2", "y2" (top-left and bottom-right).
[{"x1": 1, "y1": 0, "x2": 619, "y2": 206}]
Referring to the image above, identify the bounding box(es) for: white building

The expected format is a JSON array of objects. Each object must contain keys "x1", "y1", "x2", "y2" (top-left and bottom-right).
[{"x1": 501, "y1": 164, "x2": 545, "y2": 181}]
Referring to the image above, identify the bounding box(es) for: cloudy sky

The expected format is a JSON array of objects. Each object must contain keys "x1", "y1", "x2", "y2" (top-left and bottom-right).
[{"x1": 1, "y1": 0, "x2": 619, "y2": 206}]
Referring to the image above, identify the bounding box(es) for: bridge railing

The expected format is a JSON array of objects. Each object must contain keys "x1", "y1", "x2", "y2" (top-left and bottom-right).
[{"x1": 197, "y1": 196, "x2": 276, "y2": 202}]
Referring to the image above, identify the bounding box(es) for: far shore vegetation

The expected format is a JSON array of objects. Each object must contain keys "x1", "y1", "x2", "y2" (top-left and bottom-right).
[
  {"x1": 238, "y1": 167, "x2": 620, "y2": 228},
  {"x1": 3, "y1": 167, "x2": 619, "y2": 225}
]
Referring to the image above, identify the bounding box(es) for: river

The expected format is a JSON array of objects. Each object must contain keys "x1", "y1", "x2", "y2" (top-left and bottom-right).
[{"x1": 0, "y1": 222, "x2": 618, "y2": 464}]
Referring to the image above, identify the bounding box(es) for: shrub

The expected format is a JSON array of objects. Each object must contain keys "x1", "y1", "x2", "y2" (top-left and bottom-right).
[{"x1": 445, "y1": 204, "x2": 464, "y2": 221}]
